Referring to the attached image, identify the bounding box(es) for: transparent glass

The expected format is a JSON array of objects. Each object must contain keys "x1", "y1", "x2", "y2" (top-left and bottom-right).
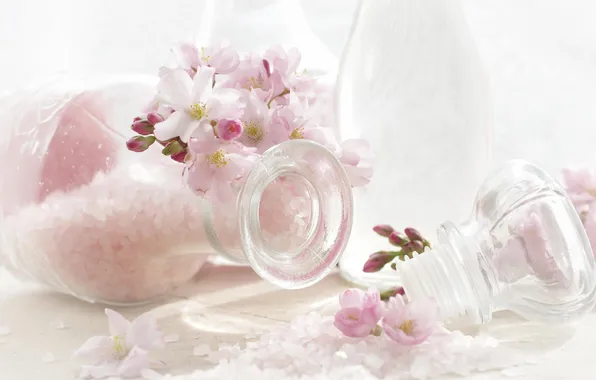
[
  {"x1": 399, "y1": 160, "x2": 596, "y2": 324},
  {"x1": 195, "y1": 0, "x2": 337, "y2": 75},
  {"x1": 335, "y1": 0, "x2": 492, "y2": 287},
  {"x1": 0, "y1": 76, "x2": 353, "y2": 305}
]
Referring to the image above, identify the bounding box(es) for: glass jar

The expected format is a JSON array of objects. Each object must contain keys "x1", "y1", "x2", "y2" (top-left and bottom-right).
[
  {"x1": 195, "y1": 0, "x2": 337, "y2": 76},
  {"x1": 0, "y1": 76, "x2": 353, "y2": 305},
  {"x1": 335, "y1": 0, "x2": 492, "y2": 287}
]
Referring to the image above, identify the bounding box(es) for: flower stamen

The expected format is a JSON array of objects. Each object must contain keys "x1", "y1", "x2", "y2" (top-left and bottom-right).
[
  {"x1": 244, "y1": 121, "x2": 264, "y2": 143},
  {"x1": 189, "y1": 103, "x2": 207, "y2": 120},
  {"x1": 207, "y1": 150, "x2": 228, "y2": 168},
  {"x1": 112, "y1": 335, "x2": 128, "y2": 359},
  {"x1": 290, "y1": 127, "x2": 304, "y2": 140},
  {"x1": 399, "y1": 320, "x2": 414, "y2": 336}
]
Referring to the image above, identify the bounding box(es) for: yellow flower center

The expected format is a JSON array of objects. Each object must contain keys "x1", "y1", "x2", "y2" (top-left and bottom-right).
[
  {"x1": 200, "y1": 47, "x2": 211, "y2": 63},
  {"x1": 399, "y1": 320, "x2": 414, "y2": 336},
  {"x1": 189, "y1": 103, "x2": 207, "y2": 120},
  {"x1": 347, "y1": 313, "x2": 359, "y2": 321},
  {"x1": 112, "y1": 335, "x2": 128, "y2": 359},
  {"x1": 243, "y1": 76, "x2": 265, "y2": 90},
  {"x1": 207, "y1": 150, "x2": 228, "y2": 168},
  {"x1": 244, "y1": 121, "x2": 264, "y2": 143},
  {"x1": 289, "y1": 127, "x2": 304, "y2": 140}
]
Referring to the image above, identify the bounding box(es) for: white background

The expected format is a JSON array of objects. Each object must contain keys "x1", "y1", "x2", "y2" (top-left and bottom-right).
[{"x1": 2, "y1": 0, "x2": 596, "y2": 379}]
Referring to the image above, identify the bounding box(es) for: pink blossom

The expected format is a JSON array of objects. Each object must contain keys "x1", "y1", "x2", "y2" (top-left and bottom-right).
[
  {"x1": 224, "y1": 54, "x2": 285, "y2": 103},
  {"x1": 337, "y1": 139, "x2": 374, "y2": 187},
  {"x1": 263, "y1": 45, "x2": 301, "y2": 84},
  {"x1": 185, "y1": 129, "x2": 254, "y2": 203},
  {"x1": 272, "y1": 104, "x2": 329, "y2": 148},
  {"x1": 237, "y1": 91, "x2": 290, "y2": 153},
  {"x1": 333, "y1": 288, "x2": 384, "y2": 338},
  {"x1": 73, "y1": 309, "x2": 163, "y2": 379},
  {"x1": 382, "y1": 295, "x2": 437, "y2": 346},
  {"x1": 153, "y1": 67, "x2": 243, "y2": 142},
  {"x1": 562, "y1": 168, "x2": 596, "y2": 211},
  {"x1": 217, "y1": 119, "x2": 243, "y2": 141},
  {"x1": 197, "y1": 42, "x2": 240, "y2": 74}
]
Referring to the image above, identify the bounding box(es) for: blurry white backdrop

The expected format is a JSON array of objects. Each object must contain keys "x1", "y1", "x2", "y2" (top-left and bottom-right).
[{"x1": 1, "y1": 0, "x2": 596, "y2": 179}]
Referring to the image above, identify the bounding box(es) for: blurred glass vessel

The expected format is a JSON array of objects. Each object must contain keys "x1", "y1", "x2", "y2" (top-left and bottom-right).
[
  {"x1": 335, "y1": 0, "x2": 492, "y2": 287},
  {"x1": 399, "y1": 160, "x2": 596, "y2": 324},
  {"x1": 0, "y1": 76, "x2": 352, "y2": 305}
]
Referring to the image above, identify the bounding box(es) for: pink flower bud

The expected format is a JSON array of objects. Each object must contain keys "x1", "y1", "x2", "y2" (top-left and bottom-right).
[
  {"x1": 217, "y1": 119, "x2": 243, "y2": 141},
  {"x1": 403, "y1": 240, "x2": 425, "y2": 254},
  {"x1": 363, "y1": 251, "x2": 395, "y2": 273},
  {"x1": 388, "y1": 231, "x2": 408, "y2": 247},
  {"x1": 380, "y1": 286, "x2": 405, "y2": 301},
  {"x1": 133, "y1": 116, "x2": 142, "y2": 122},
  {"x1": 126, "y1": 135, "x2": 156, "y2": 152},
  {"x1": 147, "y1": 112, "x2": 164, "y2": 125},
  {"x1": 404, "y1": 227, "x2": 424, "y2": 242},
  {"x1": 161, "y1": 140, "x2": 184, "y2": 156},
  {"x1": 170, "y1": 150, "x2": 187, "y2": 163},
  {"x1": 373, "y1": 224, "x2": 394, "y2": 237},
  {"x1": 131, "y1": 120, "x2": 154, "y2": 135}
]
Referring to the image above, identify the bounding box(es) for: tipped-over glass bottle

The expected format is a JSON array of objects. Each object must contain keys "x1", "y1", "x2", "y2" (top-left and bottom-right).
[{"x1": 398, "y1": 160, "x2": 596, "y2": 324}]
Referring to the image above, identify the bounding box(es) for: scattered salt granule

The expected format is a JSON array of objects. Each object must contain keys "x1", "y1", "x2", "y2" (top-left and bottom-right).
[
  {"x1": 0, "y1": 325, "x2": 11, "y2": 336},
  {"x1": 154, "y1": 313, "x2": 530, "y2": 380},
  {"x1": 49, "y1": 319, "x2": 67, "y2": 330},
  {"x1": 164, "y1": 334, "x2": 180, "y2": 343},
  {"x1": 42, "y1": 352, "x2": 56, "y2": 363}
]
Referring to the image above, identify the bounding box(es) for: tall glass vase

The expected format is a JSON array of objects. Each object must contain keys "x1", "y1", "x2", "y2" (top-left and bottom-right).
[
  {"x1": 335, "y1": 0, "x2": 492, "y2": 287},
  {"x1": 195, "y1": 0, "x2": 337, "y2": 76}
]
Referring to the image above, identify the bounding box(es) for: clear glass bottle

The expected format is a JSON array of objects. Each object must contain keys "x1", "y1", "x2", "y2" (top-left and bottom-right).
[
  {"x1": 195, "y1": 0, "x2": 337, "y2": 76},
  {"x1": 399, "y1": 160, "x2": 596, "y2": 324},
  {"x1": 0, "y1": 76, "x2": 353, "y2": 305},
  {"x1": 335, "y1": 0, "x2": 492, "y2": 287}
]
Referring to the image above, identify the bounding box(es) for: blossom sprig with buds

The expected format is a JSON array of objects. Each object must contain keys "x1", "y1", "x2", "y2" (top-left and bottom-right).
[
  {"x1": 363, "y1": 225, "x2": 432, "y2": 273},
  {"x1": 125, "y1": 42, "x2": 372, "y2": 203}
]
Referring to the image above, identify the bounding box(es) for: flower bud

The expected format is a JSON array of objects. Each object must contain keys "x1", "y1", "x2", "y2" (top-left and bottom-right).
[
  {"x1": 147, "y1": 112, "x2": 164, "y2": 125},
  {"x1": 404, "y1": 227, "x2": 424, "y2": 242},
  {"x1": 170, "y1": 150, "x2": 187, "y2": 163},
  {"x1": 217, "y1": 119, "x2": 243, "y2": 141},
  {"x1": 373, "y1": 224, "x2": 394, "y2": 237},
  {"x1": 133, "y1": 116, "x2": 142, "y2": 122},
  {"x1": 403, "y1": 240, "x2": 425, "y2": 254},
  {"x1": 388, "y1": 231, "x2": 408, "y2": 247},
  {"x1": 380, "y1": 287, "x2": 405, "y2": 301},
  {"x1": 126, "y1": 135, "x2": 156, "y2": 152},
  {"x1": 362, "y1": 251, "x2": 394, "y2": 273},
  {"x1": 131, "y1": 120, "x2": 154, "y2": 135},
  {"x1": 162, "y1": 140, "x2": 184, "y2": 156}
]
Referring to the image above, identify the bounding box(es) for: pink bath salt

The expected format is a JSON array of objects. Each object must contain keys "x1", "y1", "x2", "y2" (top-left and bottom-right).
[{"x1": 38, "y1": 92, "x2": 118, "y2": 202}]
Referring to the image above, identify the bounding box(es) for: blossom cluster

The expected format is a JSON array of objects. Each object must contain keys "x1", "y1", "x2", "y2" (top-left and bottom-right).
[
  {"x1": 334, "y1": 288, "x2": 438, "y2": 346},
  {"x1": 126, "y1": 42, "x2": 372, "y2": 202}
]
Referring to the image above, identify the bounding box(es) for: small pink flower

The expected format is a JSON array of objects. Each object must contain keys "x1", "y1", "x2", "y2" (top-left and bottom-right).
[
  {"x1": 153, "y1": 67, "x2": 244, "y2": 142},
  {"x1": 333, "y1": 288, "x2": 384, "y2": 338},
  {"x1": 197, "y1": 42, "x2": 240, "y2": 75},
  {"x1": 217, "y1": 119, "x2": 243, "y2": 141},
  {"x1": 382, "y1": 295, "x2": 437, "y2": 346},
  {"x1": 337, "y1": 139, "x2": 373, "y2": 187},
  {"x1": 73, "y1": 309, "x2": 163, "y2": 379}
]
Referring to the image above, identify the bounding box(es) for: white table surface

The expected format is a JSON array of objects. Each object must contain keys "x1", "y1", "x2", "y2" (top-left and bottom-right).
[{"x1": 2, "y1": 0, "x2": 596, "y2": 378}]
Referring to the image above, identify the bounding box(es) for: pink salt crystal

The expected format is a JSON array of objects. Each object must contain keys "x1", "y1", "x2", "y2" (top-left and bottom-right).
[{"x1": 38, "y1": 92, "x2": 117, "y2": 202}]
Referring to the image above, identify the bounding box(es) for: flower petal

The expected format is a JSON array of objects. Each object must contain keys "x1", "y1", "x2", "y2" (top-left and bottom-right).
[
  {"x1": 192, "y1": 66, "x2": 215, "y2": 103},
  {"x1": 117, "y1": 346, "x2": 151, "y2": 378},
  {"x1": 210, "y1": 46, "x2": 240, "y2": 74},
  {"x1": 72, "y1": 335, "x2": 113, "y2": 363},
  {"x1": 153, "y1": 111, "x2": 187, "y2": 141},
  {"x1": 105, "y1": 309, "x2": 130, "y2": 337},
  {"x1": 157, "y1": 68, "x2": 192, "y2": 109},
  {"x1": 80, "y1": 361, "x2": 120, "y2": 379},
  {"x1": 126, "y1": 311, "x2": 164, "y2": 351},
  {"x1": 338, "y1": 288, "x2": 364, "y2": 309}
]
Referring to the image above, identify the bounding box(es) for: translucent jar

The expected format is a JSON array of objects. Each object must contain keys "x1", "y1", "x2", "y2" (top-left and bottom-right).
[
  {"x1": 0, "y1": 76, "x2": 352, "y2": 305},
  {"x1": 335, "y1": 0, "x2": 492, "y2": 287}
]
